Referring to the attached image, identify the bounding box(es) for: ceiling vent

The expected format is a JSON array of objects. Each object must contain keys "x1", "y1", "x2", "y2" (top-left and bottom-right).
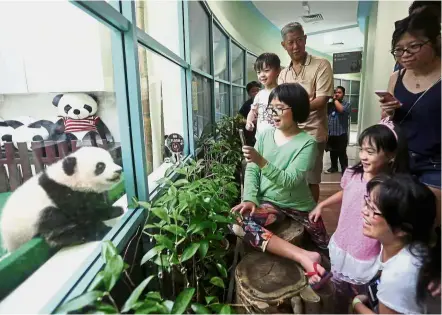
[
  {"x1": 331, "y1": 42, "x2": 344, "y2": 46},
  {"x1": 301, "y1": 13, "x2": 324, "y2": 23}
]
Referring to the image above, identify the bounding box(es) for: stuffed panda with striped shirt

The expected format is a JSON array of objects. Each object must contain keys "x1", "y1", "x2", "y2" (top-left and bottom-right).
[{"x1": 51, "y1": 93, "x2": 112, "y2": 146}]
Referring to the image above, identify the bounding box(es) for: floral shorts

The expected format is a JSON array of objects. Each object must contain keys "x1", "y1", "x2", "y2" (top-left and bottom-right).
[{"x1": 231, "y1": 202, "x2": 329, "y2": 251}]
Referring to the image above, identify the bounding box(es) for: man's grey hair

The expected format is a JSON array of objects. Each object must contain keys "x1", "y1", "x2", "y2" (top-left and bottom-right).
[{"x1": 281, "y1": 22, "x2": 304, "y2": 39}]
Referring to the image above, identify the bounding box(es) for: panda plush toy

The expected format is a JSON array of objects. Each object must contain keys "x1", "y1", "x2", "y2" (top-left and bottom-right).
[
  {"x1": 0, "y1": 146, "x2": 124, "y2": 252},
  {"x1": 12, "y1": 120, "x2": 56, "y2": 151},
  {"x1": 51, "y1": 93, "x2": 113, "y2": 145},
  {"x1": 0, "y1": 119, "x2": 23, "y2": 147}
]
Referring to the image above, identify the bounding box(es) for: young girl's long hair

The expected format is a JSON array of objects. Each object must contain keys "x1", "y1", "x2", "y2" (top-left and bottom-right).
[
  {"x1": 351, "y1": 123, "x2": 409, "y2": 176},
  {"x1": 367, "y1": 174, "x2": 440, "y2": 305}
]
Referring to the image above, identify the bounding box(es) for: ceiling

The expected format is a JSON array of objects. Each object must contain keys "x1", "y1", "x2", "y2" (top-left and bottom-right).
[{"x1": 252, "y1": 0, "x2": 364, "y2": 55}]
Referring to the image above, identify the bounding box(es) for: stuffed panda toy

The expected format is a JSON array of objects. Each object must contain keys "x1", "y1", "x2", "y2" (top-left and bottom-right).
[
  {"x1": 0, "y1": 120, "x2": 23, "y2": 147},
  {"x1": 0, "y1": 146, "x2": 124, "y2": 252},
  {"x1": 12, "y1": 120, "x2": 56, "y2": 151},
  {"x1": 51, "y1": 93, "x2": 113, "y2": 146}
]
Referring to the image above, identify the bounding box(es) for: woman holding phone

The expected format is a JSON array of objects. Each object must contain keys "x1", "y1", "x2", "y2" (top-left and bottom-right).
[{"x1": 379, "y1": 9, "x2": 441, "y2": 226}]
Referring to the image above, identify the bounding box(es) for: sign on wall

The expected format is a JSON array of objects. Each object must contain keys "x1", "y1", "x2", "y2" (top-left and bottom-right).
[{"x1": 333, "y1": 51, "x2": 362, "y2": 74}]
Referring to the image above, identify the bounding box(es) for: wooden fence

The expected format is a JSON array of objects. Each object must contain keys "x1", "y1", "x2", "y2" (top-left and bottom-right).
[{"x1": 0, "y1": 140, "x2": 120, "y2": 193}]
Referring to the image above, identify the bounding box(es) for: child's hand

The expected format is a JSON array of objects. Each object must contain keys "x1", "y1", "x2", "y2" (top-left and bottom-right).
[
  {"x1": 245, "y1": 121, "x2": 255, "y2": 131},
  {"x1": 309, "y1": 205, "x2": 323, "y2": 223}
]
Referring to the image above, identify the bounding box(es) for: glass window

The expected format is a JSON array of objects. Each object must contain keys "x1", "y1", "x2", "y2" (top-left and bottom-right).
[
  {"x1": 0, "y1": 0, "x2": 126, "y2": 253},
  {"x1": 246, "y1": 53, "x2": 257, "y2": 84},
  {"x1": 340, "y1": 79, "x2": 350, "y2": 94},
  {"x1": 231, "y1": 43, "x2": 245, "y2": 85},
  {"x1": 333, "y1": 78, "x2": 341, "y2": 89},
  {"x1": 350, "y1": 80, "x2": 360, "y2": 95},
  {"x1": 138, "y1": 47, "x2": 186, "y2": 173},
  {"x1": 349, "y1": 95, "x2": 359, "y2": 108},
  {"x1": 233, "y1": 87, "x2": 245, "y2": 113},
  {"x1": 188, "y1": 1, "x2": 210, "y2": 73},
  {"x1": 191, "y1": 73, "x2": 212, "y2": 140},
  {"x1": 135, "y1": 0, "x2": 184, "y2": 57},
  {"x1": 213, "y1": 25, "x2": 228, "y2": 81},
  {"x1": 215, "y1": 82, "x2": 230, "y2": 121}
]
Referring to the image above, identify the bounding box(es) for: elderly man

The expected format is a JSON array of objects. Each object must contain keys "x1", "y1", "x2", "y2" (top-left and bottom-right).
[{"x1": 278, "y1": 22, "x2": 334, "y2": 202}]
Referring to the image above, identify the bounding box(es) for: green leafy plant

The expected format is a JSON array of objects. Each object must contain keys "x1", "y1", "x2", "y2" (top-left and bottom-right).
[{"x1": 56, "y1": 241, "x2": 233, "y2": 314}]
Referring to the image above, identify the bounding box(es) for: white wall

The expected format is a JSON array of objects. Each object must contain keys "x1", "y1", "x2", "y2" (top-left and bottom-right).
[
  {"x1": 0, "y1": 92, "x2": 121, "y2": 142},
  {"x1": 358, "y1": 0, "x2": 412, "y2": 132}
]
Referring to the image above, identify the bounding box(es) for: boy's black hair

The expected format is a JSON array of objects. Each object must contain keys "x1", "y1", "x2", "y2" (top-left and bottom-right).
[
  {"x1": 254, "y1": 53, "x2": 281, "y2": 72},
  {"x1": 268, "y1": 83, "x2": 310, "y2": 123},
  {"x1": 246, "y1": 81, "x2": 261, "y2": 93},
  {"x1": 335, "y1": 85, "x2": 346, "y2": 94},
  {"x1": 367, "y1": 173, "x2": 440, "y2": 306},
  {"x1": 350, "y1": 123, "x2": 409, "y2": 176},
  {"x1": 409, "y1": 0, "x2": 441, "y2": 15}
]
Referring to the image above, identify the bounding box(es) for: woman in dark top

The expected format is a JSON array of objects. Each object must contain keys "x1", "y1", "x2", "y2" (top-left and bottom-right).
[{"x1": 380, "y1": 9, "x2": 441, "y2": 225}]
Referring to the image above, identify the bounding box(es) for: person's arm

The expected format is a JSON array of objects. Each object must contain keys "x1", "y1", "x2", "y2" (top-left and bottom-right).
[
  {"x1": 310, "y1": 60, "x2": 333, "y2": 111},
  {"x1": 242, "y1": 137, "x2": 262, "y2": 206},
  {"x1": 318, "y1": 191, "x2": 343, "y2": 208},
  {"x1": 334, "y1": 100, "x2": 350, "y2": 114},
  {"x1": 260, "y1": 139, "x2": 317, "y2": 188}
]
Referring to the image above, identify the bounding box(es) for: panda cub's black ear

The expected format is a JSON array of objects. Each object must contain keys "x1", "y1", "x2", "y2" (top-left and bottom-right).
[
  {"x1": 62, "y1": 156, "x2": 77, "y2": 176},
  {"x1": 52, "y1": 94, "x2": 64, "y2": 107}
]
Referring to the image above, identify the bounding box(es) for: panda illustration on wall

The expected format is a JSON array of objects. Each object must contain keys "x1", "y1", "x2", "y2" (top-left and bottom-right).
[
  {"x1": 51, "y1": 93, "x2": 113, "y2": 145},
  {"x1": 0, "y1": 146, "x2": 124, "y2": 252}
]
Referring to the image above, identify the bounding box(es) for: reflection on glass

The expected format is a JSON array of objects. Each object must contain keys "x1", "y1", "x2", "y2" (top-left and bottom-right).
[
  {"x1": 189, "y1": 1, "x2": 210, "y2": 73},
  {"x1": 138, "y1": 47, "x2": 186, "y2": 173},
  {"x1": 192, "y1": 73, "x2": 212, "y2": 139},
  {"x1": 213, "y1": 25, "x2": 228, "y2": 81},
  {"x1": 0, "y1": 1, "x2": 126, "y2": 256},
  {"x1": 350, "y1": 95, "x2": 359, "y2": 123},
  {"x1": 233, "y1": 87, "x2": 245, "y2": 113},
  {"x1": 136, "y1": 0, "x2": 184, "y2": 57},
  {"x1": 246, "y1": 53, "x2": 257, "y2": 84},
  {"x1": 215, "y1": 82, "x2": 230, "y2": 121},
  {"x1": 231, "y1": 43, "x2": 245, "y2": 85}
]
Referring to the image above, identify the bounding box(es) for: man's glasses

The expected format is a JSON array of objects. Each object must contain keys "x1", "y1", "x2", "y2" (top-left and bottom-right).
[
  {"x1": 391, "y1": 40, "x2": 430, "y2": 57},
  {"x1": 364, "y1": 194, "x2": 383, "y2": 217},
  {"x1": 265, "y1": 106, "x2": 292, "y2": 116}
]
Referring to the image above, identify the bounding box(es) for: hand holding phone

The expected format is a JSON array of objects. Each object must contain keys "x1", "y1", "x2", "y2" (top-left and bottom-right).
[
  {"x1": 375, "y1": 90, "x2": 399, "y2": 103},
  {"x1": 375, "y1": 90, "x2": 401, "y2": 113}
]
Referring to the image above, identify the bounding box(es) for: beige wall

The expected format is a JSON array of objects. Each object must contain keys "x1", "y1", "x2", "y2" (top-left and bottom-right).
[{"x1": 358, "y1": 0, "x2": 412, "y2": 133}]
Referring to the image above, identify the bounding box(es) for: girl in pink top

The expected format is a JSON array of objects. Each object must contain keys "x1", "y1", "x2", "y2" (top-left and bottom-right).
[{"x1": 309, "y1": 121, "x2": 409, "y2": 312}]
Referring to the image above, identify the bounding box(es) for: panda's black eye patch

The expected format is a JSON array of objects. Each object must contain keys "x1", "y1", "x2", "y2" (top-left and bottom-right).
[
  {"x1": 64, "y1": 105, "x2": 72, "y2": 114},
  {"x1": 95, "y1": 162, "x2": 106, "y2": 176},
  {"x1": 84, "y1": 105, "x2": 93, "y2": 113}
]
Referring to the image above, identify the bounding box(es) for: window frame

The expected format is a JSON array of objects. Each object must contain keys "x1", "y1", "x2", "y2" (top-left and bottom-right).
[{"x1": 0, "y1": 0, "x2": 259, "y2": 311}]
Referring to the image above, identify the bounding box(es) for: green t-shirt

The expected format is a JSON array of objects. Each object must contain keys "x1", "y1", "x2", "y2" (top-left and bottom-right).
[{"x1": 243, "y1": 128, "x2": 317, "y2": 212}]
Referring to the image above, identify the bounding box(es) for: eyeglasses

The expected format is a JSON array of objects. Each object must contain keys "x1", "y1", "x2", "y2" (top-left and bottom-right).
[
  {"x1": 265, "y1": 106, "x2": 292, "y2": 116},
  {"x1": 391, "y1": 40, "x2": 430, "y2": 57},
  {"x1": 364, "y1": 194, "x2": 383, "y2": 217}
]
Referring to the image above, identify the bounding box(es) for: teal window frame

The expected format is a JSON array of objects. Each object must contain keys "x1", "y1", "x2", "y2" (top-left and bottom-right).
[{"x1": 0, "y1": 0, "x2": 258, "y2": 311}]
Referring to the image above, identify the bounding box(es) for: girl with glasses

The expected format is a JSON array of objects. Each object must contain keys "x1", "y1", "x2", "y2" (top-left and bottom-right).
[
  {"x1": 353, "y1": 174, "x2": 440, "y2": 314},
  {"x1": 308, "y1": 121, "x2": 409, "y2": 313}
]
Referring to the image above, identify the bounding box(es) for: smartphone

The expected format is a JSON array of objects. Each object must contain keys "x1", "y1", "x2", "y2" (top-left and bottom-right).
[
  {"x1": 368, "y1": 278, "x2": 381, "y2": 308},
  {"x1": 238, "y1": 129, "x2": 246, "y2": 146},
  {"x1": 375, "y1": 90, "x2": 398, "y2": 102}
]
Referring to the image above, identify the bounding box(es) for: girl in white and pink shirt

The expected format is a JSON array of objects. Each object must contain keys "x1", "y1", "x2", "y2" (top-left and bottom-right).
[{"x1": 308, "y1": 121, "x2": 409, "y2": 312}]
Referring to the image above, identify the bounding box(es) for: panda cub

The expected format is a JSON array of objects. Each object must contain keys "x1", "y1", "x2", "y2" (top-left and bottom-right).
[{"x1": 0, "y1": 147, "x2": 124, "y2": 252}]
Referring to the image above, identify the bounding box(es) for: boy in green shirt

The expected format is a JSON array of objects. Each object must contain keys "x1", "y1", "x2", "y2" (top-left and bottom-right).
[{"x1": 232, "y1": 83, "x2": 330, "y2": 286}]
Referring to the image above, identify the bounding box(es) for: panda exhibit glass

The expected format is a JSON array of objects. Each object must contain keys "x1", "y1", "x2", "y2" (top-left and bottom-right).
[
  {"x1": 0, "y1": 1, "x2": 126, "y2": 259},
  {"x1": 137, "y1": 46, "x2": 186, "y2": 174}
]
